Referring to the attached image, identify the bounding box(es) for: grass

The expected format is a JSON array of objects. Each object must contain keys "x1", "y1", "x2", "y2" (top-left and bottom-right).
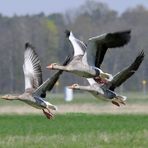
[
  {"x1": 0, "y1": 92, "x2": 148, "y2": 147},
  {"x1": 0, "y1": 113, "x2": 148, "y2": 148}
]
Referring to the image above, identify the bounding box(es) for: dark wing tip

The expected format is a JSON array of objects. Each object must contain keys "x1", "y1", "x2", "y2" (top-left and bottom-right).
[
  {"x1": 108, "y1": 49, "x2": 143, "y2": 91},
  {"x1": 116, "y1": 29, "x2": 131, "y2": 45},
  {"x1": 136, "y1": 50, "x2": 144, "y2": 62},
  {"x1": 106, "y1": 29, "x2": 131, "y2": 48},
  {"x1": 25, "y1": 42, "x2": 33, "y2": 49},
  {"x1": 65, "y1": 29, "x2": 71, "y2": 38},
  {"x1": 131, "y1": 50, "x2": 144, "y2": 71},
  {"x1": 123, "y1": 29, "x2": 131, "y2": 34},
  {"x1": 121, "y1": 29, "x2": 131, "y2": 41},
  {"x1": 115, "y1": 29, "x2": 131, "y2": 35}
]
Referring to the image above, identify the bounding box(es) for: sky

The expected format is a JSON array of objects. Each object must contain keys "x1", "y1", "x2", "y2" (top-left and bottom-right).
[{"x1": 0, "y1": 0, "x2": 148, "y2": 16}]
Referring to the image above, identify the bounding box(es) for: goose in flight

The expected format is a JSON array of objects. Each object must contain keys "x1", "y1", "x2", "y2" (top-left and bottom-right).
[
  {"x1": 69, "y1": 51, "x2": 144, "y2": 106},
  {"x1": 1, "y1": 42, "x2": 70, "y2": 119},
  {"x1": 47, "y1": 30, "x2": 131, "y2": 82}
]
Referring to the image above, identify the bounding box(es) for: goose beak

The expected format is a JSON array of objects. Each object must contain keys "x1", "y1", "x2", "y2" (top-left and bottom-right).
[
  {"x1": 46, "y1": 64, "x2": 53, "y2": 69},
  {"x1": 1, "y1": 95, "x2": 9, "y2": 100},
  {"x1": 1, "y1": 95, "x2": 7, "y2": 99}
]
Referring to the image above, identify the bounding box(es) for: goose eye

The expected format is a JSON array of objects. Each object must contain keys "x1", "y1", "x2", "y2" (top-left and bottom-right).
[{"x1": 53, "y1": 63, "x2": 58, "y2": 66}]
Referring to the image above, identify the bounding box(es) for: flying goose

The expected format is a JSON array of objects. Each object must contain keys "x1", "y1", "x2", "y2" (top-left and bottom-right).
[
  {"x1": 1, "y1": 42, "x2": 70, "y2": 119},
  {"x1": 69, "y1": 51, "x2": 144, "y2": 106},
  {"x1": 47, "y1": 30, "x2": 131, "y2": 82}
]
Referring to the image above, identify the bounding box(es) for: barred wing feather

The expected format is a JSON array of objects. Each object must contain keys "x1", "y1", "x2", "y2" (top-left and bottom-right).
[{"x1": 23, "y1": 43, "x2": 42, "y2": 91}]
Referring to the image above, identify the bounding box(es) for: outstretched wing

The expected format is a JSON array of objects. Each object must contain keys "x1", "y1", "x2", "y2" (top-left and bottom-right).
[
  {"x1": 108, "y1": 51, "x2": 144, "y2": 91},
  {"x1": 33, "y1": 56, "x2": 71, "y2": 97},
  {"x1": 87, "y1": 30, "x2": 131, "y2": 68},
  {"x1": 23, "y1": 42, "x2": 42, "y2": 91},
  {"x1": 65, "y1": 30, "x2": 86, "y2": 57}
]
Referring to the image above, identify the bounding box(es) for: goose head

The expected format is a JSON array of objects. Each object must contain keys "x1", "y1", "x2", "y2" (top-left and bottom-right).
[
  {"x1": 65, "y1": 30, "x2": 71, "y2": 38},
  {"x1": 42, "y1": 102, "x2": 57, "y2": 120},
  {"x1": 65, "y1": 30, "x2": 75, "y2": 39},
  {"x1": 46, "y1": 63, "x2": 59, "y2": 69},
  {"x1": 68, "y1": 84, "x2": 80, "y2": 89},
  {"x1": 1, "y1": 94, "x2": 19, "y2": 100}
]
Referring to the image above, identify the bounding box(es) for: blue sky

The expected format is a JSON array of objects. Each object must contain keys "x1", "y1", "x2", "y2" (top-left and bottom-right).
[{"x1": 0, "y1": 0, "x2": 148, "y2": 16}]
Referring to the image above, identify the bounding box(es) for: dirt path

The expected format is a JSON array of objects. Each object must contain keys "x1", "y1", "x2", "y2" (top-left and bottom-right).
[{"x1": 0, "y1": 103, "x2": 148, "y2": 115}]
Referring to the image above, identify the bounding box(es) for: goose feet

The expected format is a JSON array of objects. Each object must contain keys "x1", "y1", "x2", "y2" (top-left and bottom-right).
[
  {"x1": 94, "y1": 77, "x2": 108, "y2": 84},
  {"x1": 42, "y1": 109, "x2": 53, "y2": 119},
  {"x1": 95, "y1": 72, "x2": 113, "y2": 84},
  {"x1": 112, "y1": 101, "x2": 120, "y2": 107},
  {"x1": 99, "y1": 72, "x2": 113, "y2": 81},
  {"x1": 112, "y1": 95, "x2": 127, "y2": 107},
  {"x1": 116, "y1": 95, "x2": 127, "y2": 105}
]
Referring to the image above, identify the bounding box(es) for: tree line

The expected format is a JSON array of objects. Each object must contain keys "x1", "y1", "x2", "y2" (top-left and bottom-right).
[{"x1": 0, "y1": 0, "x2": 148, "y2": 93}]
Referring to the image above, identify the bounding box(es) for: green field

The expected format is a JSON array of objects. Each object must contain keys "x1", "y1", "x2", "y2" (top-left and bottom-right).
[
  {"x1": 0, "y1": 114, "x2": 148, "y2": 148},
  {"x1": 0, "y1": 92, "x2": 148, "y2": 147}
]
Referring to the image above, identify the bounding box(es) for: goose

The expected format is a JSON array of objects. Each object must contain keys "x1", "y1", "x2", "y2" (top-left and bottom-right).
[
  {"x1": 69, "y1": 51, "x2": 144, "y2": 106},
  {"x1": 47, "y1": 30, "x2": 131, "y2": 82},
  {"x1": 1, "y1": 42, "x2": 70, "y2": 119}
]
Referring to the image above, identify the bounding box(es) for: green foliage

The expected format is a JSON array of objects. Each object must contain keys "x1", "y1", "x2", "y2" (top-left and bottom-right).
[
  {"x1": 0, "y1": 114, "x2": 148, "y2": 148},
  {"x1": 46, "y1": 19, "x2": 58, "y2": 36},
  {"x1": 44, "y1": 19, "x2": 60, "y2": 61}
]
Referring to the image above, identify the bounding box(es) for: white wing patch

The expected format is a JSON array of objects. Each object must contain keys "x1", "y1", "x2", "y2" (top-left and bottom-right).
[
  {"x1": 23, "y1": 64, "x2": 33, "y2": 90},
  {"x1": 87, "y1": 34, "x2": 106, "y2": 66},
  {"x1": 23, "y1": 46, "x2": 42, "y2": 90},
  {"x1": 82, "y1": 52, "x2": 88, "y2": 65},
  {"x1": 69, "y1": 32, "x2": 86, "y2": 57}
]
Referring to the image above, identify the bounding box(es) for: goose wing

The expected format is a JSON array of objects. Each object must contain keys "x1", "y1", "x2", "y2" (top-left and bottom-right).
[
  {"x1": 23, "y1": 42, "x2": 42, "y2": 91},
  {"x1": 108, "y1": 51, "x2": 144, "y2": 91},
  {"x1": 33, "y1": 56, "x2": 71, "y2": 97},
  {"x1": 65, "y1": 30, "x2": 86, "y2": 57},
  {"x1": 87, "y1": 30, "x2": 131, "y2": 68}
]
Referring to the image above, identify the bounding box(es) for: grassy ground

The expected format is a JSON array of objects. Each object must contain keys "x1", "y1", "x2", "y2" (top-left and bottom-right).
[
  {"x1": 0, "y1": 113, "x2": 148, "y2": 148},
  {"x1": 0, "y1": 92, "x2": 148, "y2": 147}
]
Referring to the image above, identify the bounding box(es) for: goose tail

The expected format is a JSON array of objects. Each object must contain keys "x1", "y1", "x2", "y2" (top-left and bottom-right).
[{"x1": 47, "y1": 102, "x2": 58, "y2": 110}]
